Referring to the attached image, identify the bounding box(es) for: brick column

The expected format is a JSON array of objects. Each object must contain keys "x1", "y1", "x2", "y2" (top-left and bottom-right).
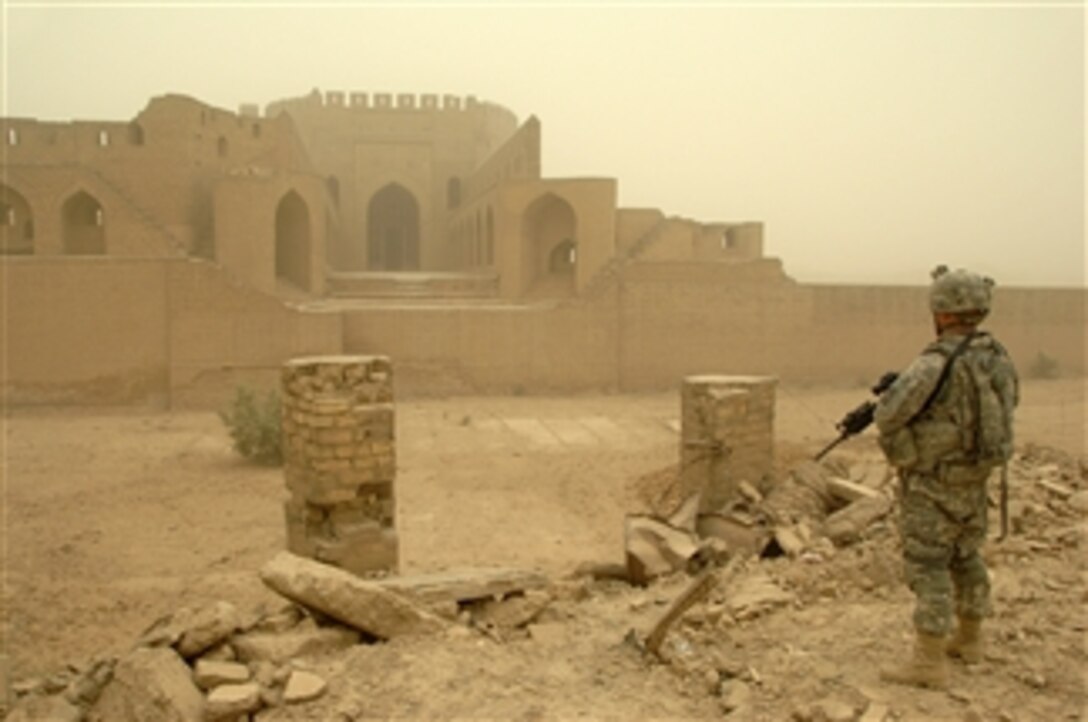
[
  {"x1": 281, "y1": 355, "x2": 398, "y2": 576},
  {"x1": 680, "y1": 375, "x2": 776, "y2": 513}
]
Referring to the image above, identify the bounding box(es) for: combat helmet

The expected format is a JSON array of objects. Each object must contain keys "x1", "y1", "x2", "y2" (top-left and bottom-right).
[{"x1": 928, "y1": 265, "x2": 994, "y2": 316}]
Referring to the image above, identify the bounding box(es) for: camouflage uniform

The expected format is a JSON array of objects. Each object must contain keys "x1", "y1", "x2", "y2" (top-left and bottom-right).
[{"x1": 875, "y1": 330, "x2": 1018, "y2": 635}]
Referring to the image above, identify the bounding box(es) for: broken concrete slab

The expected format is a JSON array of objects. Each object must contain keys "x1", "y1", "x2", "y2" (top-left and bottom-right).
[
  {"x1": 374, "y1": 567, "x2": 549, "y2": 605},
  {"x1": 88, "y1": 647, "x2": 203, "y2": 722},
  {"x1": 260, "y1": 552, "x2": 447, "y2": 639}
]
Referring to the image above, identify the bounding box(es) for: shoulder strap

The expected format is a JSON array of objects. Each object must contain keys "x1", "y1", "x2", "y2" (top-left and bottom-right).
[{"x1": 910, "y1": 332, "x2": 976, "y2": 422}]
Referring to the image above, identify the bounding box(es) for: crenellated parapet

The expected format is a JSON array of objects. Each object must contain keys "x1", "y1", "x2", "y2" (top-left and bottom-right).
[{"x1": 262, "y1": 88, "x2": 511, "y2": 116}]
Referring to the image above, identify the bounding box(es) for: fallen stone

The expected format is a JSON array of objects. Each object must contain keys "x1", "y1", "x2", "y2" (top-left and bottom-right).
[
  {"x1": 192, "y1": 660, "x2": 250, "y2": 691},
  {"x1": 62, "y1": 658, "x2": 114, "y2": 707},
  {"x1": 858, "y1": 701, "x2": 890, "y2": 722},
  {"x1": 1037, "y1": 479, "x2": 1074, "y2": 499},
  {"x1": 1068, "y1": 490, "x2": 1088, "y2": 513},
  {"x1": 624, "y1": 515, "x2": 699, "y2": 585},
  {"x1": 667, "y1": 493, "x2": 702, "y2": 533},
  {"x1": 473, "y1": 590, "x2": 553, "y2": 630},
  {"x1": 176, "y1": 601, "x2": 242, "y2": 658},
  {"x1": 696, "y1": 513, "x2": 770, "y2": 555},
  {"x1": 826, "y1": 476, "x2": 881, "y2": 503},
  {"x1": 772, "y1": 525, "x2": 807, "y2": 557},
  {"x1": 375, "y1": 567, "x2": 550, "y2": 605},
  {"x1": 260, "y1": 553, "x2": 447, "y2": 639},
  {"x1": 726, "y1": 572, "x2": 795, "y2": 621},
  {"x1": 809, "y1": 698, "x2": 857, "y2": 722},
  {"x1": 4, "y1": 694, "x2": 83, "y2": 722},
  {"x1": 282, "y1": 670, "x2": 327, "y2": 704},
  {"x1": 204, "y1": 682, "x2": 261, "y2": 720},
  {"x1": 823, "y1": 495, "x2": 893, "y2": 546},
  {"x1": 719, "y1": 679, "x2": 751, "y2": 713},
  {"x1": 231, "y1": 622, "x2": 359, "y2": 664},
  {"x1": 88, "y1": 647, "x2": 203, "y2": 722},
  {"x1": 738, "y1": 480, "x2": 763, "y2": 504}
]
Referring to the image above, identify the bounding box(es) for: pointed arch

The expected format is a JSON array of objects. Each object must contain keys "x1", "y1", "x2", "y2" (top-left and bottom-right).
[
  {"x1": 521, "y1": 192, "x2": 576, "y2": 293},
  {"x1": 366, "y1": 182, "x2": 419, "y2": 271},
  {"x1": 62, "y1": 190, "x2": 106, "y2": 255},
  {"x1": 1, "y1": 184, "x2": 34, "y2": 255},
  {"x1": 275, "y1": 190, "x2": 312, "y2": 290}
]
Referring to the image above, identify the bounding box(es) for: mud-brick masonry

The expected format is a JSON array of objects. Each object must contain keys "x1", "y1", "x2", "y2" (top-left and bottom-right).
[
  {"x1": 281, "y1": 355, "x2": 398, "y2": 575},
  {"x1": 680, "y1": 375, "x2": 777, "y2": 513}
]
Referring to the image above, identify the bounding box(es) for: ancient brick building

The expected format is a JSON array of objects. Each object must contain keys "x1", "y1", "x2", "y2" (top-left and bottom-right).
[{"x1": 1, "y1": 90, "x2": 1082, "y2": 405}]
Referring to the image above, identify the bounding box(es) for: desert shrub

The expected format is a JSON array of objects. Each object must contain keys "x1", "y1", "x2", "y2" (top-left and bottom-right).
[
  {"x1": 1027, "y1": 352, "x2": 1060, "y2": 380},
  {"x1": 219, "y1": 386, "x2": 283, "y2": 465}
]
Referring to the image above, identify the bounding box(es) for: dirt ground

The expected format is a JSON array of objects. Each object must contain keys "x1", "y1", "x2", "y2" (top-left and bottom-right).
[{"x1": 2, "y1": 378, "x2": 1085, "y2": 721}]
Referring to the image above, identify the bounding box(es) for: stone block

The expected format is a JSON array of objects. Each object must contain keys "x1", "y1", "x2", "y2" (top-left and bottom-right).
[
  {"x1": 192, "y1": 660, "x2": 250, "y2": 691},
  {"x1": 175, "y1": 601, "x2": 242, "y2": 658},
  {"x1": 204, "y1": 682, "x2": 261, "y2": 720},
  {"x1": 231, "y1": 623, "x2": 359, "y2": 664},
  {"x1": 282, "y1": 670, "x2": 327, "y2": 704},
  {"x1": 259, "y1": 552, "x2": 446, "y2": 639},
  {"x1": 89, "y1": 647, "x2": 203, "y2": 722}
]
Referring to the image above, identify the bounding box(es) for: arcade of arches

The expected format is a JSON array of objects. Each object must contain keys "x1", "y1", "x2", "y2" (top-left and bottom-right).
[{"x1": 0, "y1": 185, "x2": 34, "y2": 255}]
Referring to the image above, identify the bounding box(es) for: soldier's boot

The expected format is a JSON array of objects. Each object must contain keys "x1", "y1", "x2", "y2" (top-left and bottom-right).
[
  {"x1": 946, "y1": 615, "x2": 983, "y2": 664},
  {"x1": 879, "y1": 632, "x2": 950, "y2": 689}
]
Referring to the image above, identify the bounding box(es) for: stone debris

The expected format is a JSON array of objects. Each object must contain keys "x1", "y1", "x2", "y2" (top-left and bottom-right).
[
  {"x1": 204, "y1": 682, "x2": 262, "y2": 719},
  {"x1": 260, "y1": 551, "x2": 448, "y2": 639},
  {"x1": 192, "y1": 660, "x2": 250, "y2": 691},
  {"x1": 282, "y1": 670, "x2": 328, "y2": 704},
  {"x1": 88, "y1": 647, "x2": 204, "y2": 722},
  {"x1": 624, "y1": 514, "x2": 700, "y2": 584},
  {"x1": 175, "y1": 601, "x2": 243, "y2": 659},
  {"x1": 726, "y1": 571, "x2": 795, "y2": 621},
  {"x1": 858, "y1": 701, "x2": 891, "y2": 722},
  {"x1": 231, "y1": 621, "x2": 360, "y2": 664},
  {"x1": 4, "y1": 694, "x2": 83, "y2": 722},
  {"x1": 822, "y1": 495, "x2": 893, "y2": 546},
  {"x1": 374, "y1": 567, "x2": 550, "y2": 605},
  {"x1": 825, "y1": 476, "x2": 881, "y2": 503},
  {"x1": 471, "y1": 590, "x2": 553, "y2": 630}
]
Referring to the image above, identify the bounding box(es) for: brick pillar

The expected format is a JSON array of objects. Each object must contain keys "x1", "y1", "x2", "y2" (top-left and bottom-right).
[
  {"x1": 281, "y1": 355, "x2": 398, "y2": 576},
  {"x1": 680, "y1": 375, "x2": 776, "y2": 513}
]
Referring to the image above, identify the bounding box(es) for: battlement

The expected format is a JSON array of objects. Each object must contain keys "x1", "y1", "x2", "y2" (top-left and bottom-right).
[{"x1": 261, "y1": 89, "x2": 517, "y2": 118}]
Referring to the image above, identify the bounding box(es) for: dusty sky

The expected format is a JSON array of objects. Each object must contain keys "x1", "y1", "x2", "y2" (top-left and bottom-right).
[{"x1": 2, "y1": 1, "x2": 1083, "y2": 288}]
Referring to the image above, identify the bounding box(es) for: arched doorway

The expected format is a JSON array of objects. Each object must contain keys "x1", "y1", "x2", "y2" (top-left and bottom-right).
[
  {"x1": 275, "y1": 190, "x2": 311, "y2": 291},
  {"x1": 367, "y1": 183, "x2": 419, "y2": 271},
  {"x1": 62, "y1": 191, "x2": 106, "y2": 255},
  {"x1": 1, "y1": 184, "x2": 34, "y2": 255},
  {"x1": 522, "y1": 193, "x2": 576, "y2": 296}
]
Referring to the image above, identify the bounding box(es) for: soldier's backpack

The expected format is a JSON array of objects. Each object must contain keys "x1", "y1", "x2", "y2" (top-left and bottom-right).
[{"x1": 939, "y1": 334, "x2": 1015, "y2": 468}]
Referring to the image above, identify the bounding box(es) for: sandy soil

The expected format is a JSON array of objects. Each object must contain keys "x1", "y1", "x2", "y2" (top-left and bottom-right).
[{"x1": 2, "y1": 378, "x2": 1085, "y2": 720}]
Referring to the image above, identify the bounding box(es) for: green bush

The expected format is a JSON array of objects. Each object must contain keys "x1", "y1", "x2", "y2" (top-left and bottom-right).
[
  {"x1": 1028, "y1": 352, "x2": 1060, "y2": 380},
  {"x1": 219, "y1": 387, "x2": 283, "y2": 465}
]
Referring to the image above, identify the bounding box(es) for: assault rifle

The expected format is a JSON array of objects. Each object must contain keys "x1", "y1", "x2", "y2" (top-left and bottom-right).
[{"x1": 814, "y1": 371, "x2": 899, "y2": 461}]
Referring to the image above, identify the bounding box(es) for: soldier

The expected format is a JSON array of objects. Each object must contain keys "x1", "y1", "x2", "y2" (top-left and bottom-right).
[{"x1": 874, "y1": 265, "x2": 1019, "y2": 689}]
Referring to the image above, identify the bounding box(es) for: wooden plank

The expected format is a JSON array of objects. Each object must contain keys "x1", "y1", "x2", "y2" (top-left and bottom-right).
[{"x1": 375, "y1": 567, "x2": 550, "y2": 604}]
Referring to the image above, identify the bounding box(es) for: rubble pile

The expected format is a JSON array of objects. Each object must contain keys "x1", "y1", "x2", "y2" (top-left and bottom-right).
[{"x1": 3, "y1": 554, "x2": 553, "y2": 722}]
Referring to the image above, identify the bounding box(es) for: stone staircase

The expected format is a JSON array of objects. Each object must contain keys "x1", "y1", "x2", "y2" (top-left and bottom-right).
[
  {"x1": 325, "y1": 270, "x2": 501, "y2": 301},
  {"x1": 85, "y1": 167, "x2": 188, "y2": 256},
  {"x1": 578, "y1": 218, "x2": 671, "y2": 299}
]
